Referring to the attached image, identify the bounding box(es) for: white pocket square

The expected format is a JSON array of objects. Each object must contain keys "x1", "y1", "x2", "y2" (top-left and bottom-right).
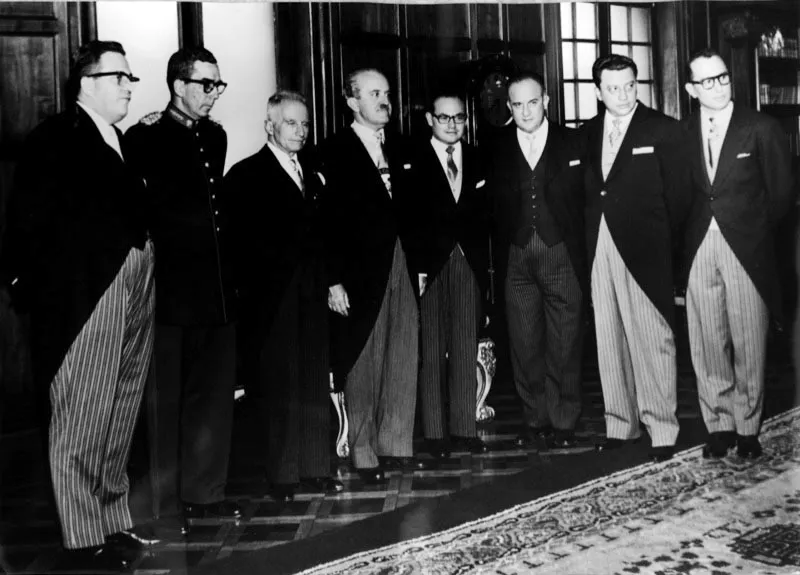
[
  {"x1": 403, "y1": 163, "x2": 412, "y2": 170},
  {"x1": 569, "y1": 159, "x2": 581, "y2": 167},
  {"x1": 737, "y1": 152, "x2": 751, "y2": 159},
  {"x1": 632, "y1": 146, "x2": 654, "y2": 155},
  {"x1": 316, "y1": 172, "x2": 326, "y2": 185},
  {"x1": 476, "y1": 179, "x2": 486, "y2": 189}
]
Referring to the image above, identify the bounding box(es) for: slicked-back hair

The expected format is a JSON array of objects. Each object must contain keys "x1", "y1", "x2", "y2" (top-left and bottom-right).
[
  {"x1": 592, "y1": 54, "x2": 637, "y2": 87},
  {"x1": 507, "y1": 71, "x2": 547, "y2": 94},
  {"x1": 267, "y1": 90, "x2": 307, "y2": 123},
  {"x1": 166, "y1": 47, "x2": 218, "y2": 95},
  {"x1": 686, "y1": 48, "x2": 725, "y2": 81},
  {"x1": 344, "y1": 68, "x2": 384, "y2": 100},
  {"x1": 66, "y1": 40, "x2": 126, "y2": 102},
  {"x1": 428, "y1": 91, "x2": 465, "y2": 112}
]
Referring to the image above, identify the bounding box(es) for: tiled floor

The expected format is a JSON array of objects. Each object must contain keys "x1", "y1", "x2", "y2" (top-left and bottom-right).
[{"x1": 0, "y1": 324, "x2": 794, "y2": 574}]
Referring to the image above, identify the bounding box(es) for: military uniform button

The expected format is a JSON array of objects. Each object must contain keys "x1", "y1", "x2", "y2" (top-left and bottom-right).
[{"x1": 600, "y1": 190, "x2": 607, "y2": 196}]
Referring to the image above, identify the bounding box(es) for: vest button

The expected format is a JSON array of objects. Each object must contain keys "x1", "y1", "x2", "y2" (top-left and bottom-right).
[{"x1": 600, "y1": 190, "x2": 607, "y2": 196}]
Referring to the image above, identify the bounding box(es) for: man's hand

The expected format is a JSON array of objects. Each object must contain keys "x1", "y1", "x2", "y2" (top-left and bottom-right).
[
  {"x1": 328, "y1": 284, "x2": 350, "y2": 317},
  {"x1": 418, "y1": 273, "x2": 428, "y2": 296}
]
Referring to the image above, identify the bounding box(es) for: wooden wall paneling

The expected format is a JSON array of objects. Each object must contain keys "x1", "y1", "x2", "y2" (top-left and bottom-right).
[
  {"x1": 406, "y1": 48, "x2": 472, "y2": 137},
  {"x1": 339, "y1": 3, "x2": 398, "y2": 36},
  {"x1": 177, "y1": 1, "x2": 204, "y2": 49},
  {"x1": 66, "y1": 1, "x2": 96, "y2": 58},
  {"x1": 654, "y1": 2, "x2": 684, "y2": 120},
  {"x1": 475, "y1": 3, "x2": 502, "y2": 42},
  {"x1": 406, "y1": 4, "x2": 469, "y2": 39},
  {"x1": 542, "y1": 3, "x2": 563, "y2": 124}
]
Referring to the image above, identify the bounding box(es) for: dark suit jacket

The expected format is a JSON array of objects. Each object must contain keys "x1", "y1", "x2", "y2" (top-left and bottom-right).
[
  {"x1": 225, "y1": 144, "x2": 327, "y2": 342},
  {"x1": 489, "y1": 123, "x2": 588, "y2": 298},
  {"x1": 405, "y1": 139, "x2": 490, "y2": 299},
  {"x1": 681, "y1": 104, "x2": 796, "y2": 322},
  {"x1": 0, "y1": 105, "x2": 148, "y2": 390},
  {"x1": 125, "y1": 106, "x2": 236, "y2": 326},
  {"x1": 319, "y1": 126, "x2": 418, "y2": 385},
  {"x1": 582, "y1": 103, "x2": 688, "y2": 328}
]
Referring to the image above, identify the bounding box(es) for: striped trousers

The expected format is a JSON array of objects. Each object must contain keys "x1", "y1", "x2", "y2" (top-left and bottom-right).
[
  {"x1": 49, "y1": 242, "x2": 155, "y2": 549},
  {"x1": 505, "y1": 232, "x2": 583, "y2": 431},
  {"x1": 346, "y1": 239, "x2": 419, "y2": 469},
  {"x1": 591, "y1": 217, "x2": 678, "y2": 447},
  {"x1": 419, "y1": 247, "x2": 481, "y2": 440},
  {"x1": 687, "y1": 228, "x2": 769, "y2": 436}
]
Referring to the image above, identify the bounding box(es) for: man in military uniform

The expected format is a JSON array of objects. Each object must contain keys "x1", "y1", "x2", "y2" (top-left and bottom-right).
[{"x1": 125, "y1": 47, "x2": 240, "y2": 523}]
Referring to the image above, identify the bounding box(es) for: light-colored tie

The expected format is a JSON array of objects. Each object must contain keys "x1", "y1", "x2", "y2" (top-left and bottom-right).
[
  {"x1": 608, "y1": 118, "x2": 623, "y2": 148},
  {"x1": 289, "y1": 157, "x2": 305, "y2": 196},
  {"x1": 707, "y1": 116, "x2": 717, "y2": 169},
  {"x1": 374, "y1": 129, "x2": 391, "y2": 196},
  {"x1": 446, "y1": 145, "x2": 458, "y2": 183},
  {"x1": 526, "y1": 134, "x2": 538, "y2": 168}
]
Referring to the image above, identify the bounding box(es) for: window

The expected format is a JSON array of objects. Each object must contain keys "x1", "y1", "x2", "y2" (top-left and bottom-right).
[{"x1": 560, "y1": 2, "x2": 656, "y2": 127}]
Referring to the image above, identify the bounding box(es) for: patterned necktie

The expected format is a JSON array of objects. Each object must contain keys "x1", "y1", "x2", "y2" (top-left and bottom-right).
[
  {"x1": 446, "y1": 145, "x2": 458, "y2": 183},
  {"x1": 707, "y1": 116, "x2": 717, "y2": 169},
  {"x1": 374, "y1": 129, "x2": 391, "y2": 195},
  {"x1": 289, "y1": 157, "x2": 305, "y2": 196},
  {"x1": 609, "y1": 118, "x2": 623, "y2": 148}
]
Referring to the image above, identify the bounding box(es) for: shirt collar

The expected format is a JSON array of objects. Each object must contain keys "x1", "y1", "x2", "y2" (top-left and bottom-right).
[
  {"x1": 350, "y1": 120, "x2": 385, "y2": 146},
  {"x1": 517, "y1": 119, "x2": 548, "y2": 141},
  {"x1": 430, "y1": 137, "x2": 460, "y2": 155},
  {"x1": 165, "y1": 103, "x2": 198, "y2": 130},
  {"x1": 77, "y1": 101, "x2": 117, "y2": 134},
  {"x1": 266, "y1": 140, "x2": 298, "y2": 165},
  {"x1": 701, "y1": 101, "x2": 734, "y2": 127},
  {"x1": 604, "y1": 102, "x2": 638, "y2": 131}
]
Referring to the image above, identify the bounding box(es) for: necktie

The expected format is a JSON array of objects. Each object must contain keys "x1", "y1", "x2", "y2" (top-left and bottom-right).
[
  {"x1": 526, "y1": 134, "x2": 538, "y2": 168},
  {"x1": 289, "y1": 157, "x2": 305, "y2": 196},
  {"x1": 707, "y1": 116, "x2": 717, "y2": 169},
  {"x1": 609, "y1": 118, "x2": 622, "y2": 148},
  {"x1": 374, "y1": 129, "x2": 391, "y2": 195},
  {"x1": 446, "y1": 145, "x2": 458, "y2": 183}
]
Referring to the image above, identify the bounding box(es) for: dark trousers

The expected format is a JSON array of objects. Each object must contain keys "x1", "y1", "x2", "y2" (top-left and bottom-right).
[
  {"x1": 505, "y1": 232, "x2": 583, "y2": 431},
  {"x1": 146, "y1": 323, "x2": 236, "y2": 515},
  {"x1": 253, "y1": 267, "x2": 331, "y2": 484},
  {"x1": 419, "y1": 247, "x2": 481, "y2": 439}
]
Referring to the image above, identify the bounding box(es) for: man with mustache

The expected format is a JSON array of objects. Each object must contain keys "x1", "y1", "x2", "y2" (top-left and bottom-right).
[
  {"x1": 226, "y1": 91, "x2": 344, "y2": 501},
  {"x1": 125, "y1": 47, "x2": 241, "y2": 524},
  {"x1": 320, "y1": 68, "x2": 426, "y2": 483},
  {"x1": 0, "y1": 40, "x2": 156, "y2": 569},
  {"x1": 582, "y1": 54, "x2": 688, "y2": 463},
  {"x1": 681, "y1": 49, "x2": 795, "y2": 459},
  {"x1": 488, "y1": 72, "x2": 587, "y2": 451}
]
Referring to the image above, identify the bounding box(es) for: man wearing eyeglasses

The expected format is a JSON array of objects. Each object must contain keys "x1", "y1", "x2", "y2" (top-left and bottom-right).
[
  {"x1": 0, "y1": 40, "x2": 156, "y2": 569},
  {"x1": 487, "y1": 72, "x2": 587, "y2": 452},
  {"x1": 125, "y1": 47, "x2": 240, "y2": 525},
  {"x1": 320, "y1": 68, "x2": 425, "y2": 484},
  {"x1": 404, "y1": 91, "x2": 491, "y2": 459},
  {"x1": 682, "y1": 49, "x2": 795, "y2": 460}
]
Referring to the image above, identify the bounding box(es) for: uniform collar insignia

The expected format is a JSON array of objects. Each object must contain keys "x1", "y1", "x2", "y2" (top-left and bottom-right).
[{"x1": 165, "y1": 104, "x2": 197, "y2": 130}]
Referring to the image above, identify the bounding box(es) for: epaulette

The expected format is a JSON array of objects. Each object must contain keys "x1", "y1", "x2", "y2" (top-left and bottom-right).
[{"x1": 138, "y1": 111, "x2": 163, "y2": 126}]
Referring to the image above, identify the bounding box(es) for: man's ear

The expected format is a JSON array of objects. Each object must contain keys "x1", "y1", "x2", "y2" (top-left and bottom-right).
[
  {"x1": 684, "y1": 83, "x2": 697, "y2": 100},
  {"x1": 265, "y1": 119, "x2": 274, "y2": 137},
  {"x1": 425, "y1": 112, "x2": 434, "y2": 129},
  {"x1": 173, "y1": 79, "x2": 186, "y2": 99},
  {"x1": 346, "y1": 96, "x2": 360, "y2": 115}
]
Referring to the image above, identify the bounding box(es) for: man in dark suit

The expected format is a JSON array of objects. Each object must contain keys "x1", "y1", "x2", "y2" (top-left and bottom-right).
[
  {"x1": 320, "y1": 68, "x2": 425, "y2": 483},
  {"x1": 125, "y1": 47, "x2": 240, "y2": 523},
  {"x1": 226, "y1": 90, "x2": 344, "y2": 502},
  {"x1": 406, "y1": 91, "x2": 491, "y2": 459},
  {"x1": 682, "y1": 49, "x2": 796, "y2": 459},
  {"x1": 583, "y1": 54, "x2": 687, "y2": 462},
  {"x1": 488, "y1": 72, "x2": 586, "y2": 450},
  {"x1": 0, "y1": 40, "x2": 157, "y2": 569}
]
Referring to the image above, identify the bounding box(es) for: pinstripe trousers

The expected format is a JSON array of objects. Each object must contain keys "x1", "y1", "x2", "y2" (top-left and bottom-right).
[
  {"x1": 591, "y1": 217, "x2": 679, "y2": 447},
  {"x1": 419, "y1": 247, "x2": 481, "y2": 440},
  {"x1": 505, "y1": 232, "x2": 583, "y2": 431},
  {"x1": 346, "y1": 239, "x2": 419, "y2": 469},
  {"x1": 687, "y1": 227, "x2": 769, "y2": 436},
  {"x1": 49, "y1": 241, "x2": 155, "y2": 549}
]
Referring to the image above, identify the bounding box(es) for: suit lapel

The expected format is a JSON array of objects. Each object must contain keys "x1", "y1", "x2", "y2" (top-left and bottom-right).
[
  {"x1": 605, "y1": 103, "x2": 645, "y2": 182},
  {"x1": 587, "y1": 115, "x2": 605, "y2": 185},
  {"x1": 345, "y1": 128, "x2": 389, "y2": 197},
  {"x1": 686, "y1": 113, "x2": 711, "y2": 192},
  {"x1": 422, "y1": 141, "x2": 455, "y2": 205},
  {"x1": 712, "y1": 106, "x2": 749, "y2": 191},
  {"x1": 263, "y1": 146, "x2": 305, "y2": 200}
]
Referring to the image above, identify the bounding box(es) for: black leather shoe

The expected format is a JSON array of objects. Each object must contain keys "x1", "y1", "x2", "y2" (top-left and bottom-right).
[
  {"x1": 515, "y1": 425, "x2": 553, "y2": 446},
  {"x1": 106, "y1": 524, "x2": 160, "y2": 549},
  {"x1": 378, "y1": 456, "x2": 430, "y2": 471},
  {"x1": 269, "y1": 483, "x2": 297, "y2": 502},
  {"x1": 356, "y1": 467, "x2": 386, "y2": 484},
  {"x1": 648, "y1": 445, "x2": 674, "y2": 462},
  {"x1": 702, "y1": 431, "x2": 736, "y2": 459},
  {"x1": 425, "y1": 438, "x2": 452, "y2": 459},
  {"x1": 547, "y1": 430, "x2": 579, "y2": 449},
  {"x1": 59, "y1": 545, "x2": 132, "y2": 571},
  {"x1": 451, "y1": 436, "x2": 490, "y2": 454},
  {"x1": 300, "y1": 477, "x2": 345, "y2": 494},
  {"x1": 183, "y1": 500, "x2": 242, "y2": 519},
  {"x1": 595, "y1": 438, "x2": 629, "y2": 452},
  {"x1": 736, "y1": 434, "x2": 762, "y2": 459}
]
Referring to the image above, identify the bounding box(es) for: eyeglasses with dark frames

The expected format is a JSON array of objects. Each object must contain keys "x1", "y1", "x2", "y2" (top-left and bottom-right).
[
  {"x1": 690, "y1": 72, "x2": 731, "y2": 91},
  {"x1": 432, "y1": 113, "x2": 468, "y2": 125},
  {"x1": 181, "y1": 78, "x2": 228, "y2": 95},
  {"x1": 85, "y1": 71, "x2": 140, "y2": 85}
]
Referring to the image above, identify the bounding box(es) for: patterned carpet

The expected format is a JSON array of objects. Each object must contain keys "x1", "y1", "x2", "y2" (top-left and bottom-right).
[{"x1": 295, "y1": 407, "x2": 800, "y2": 575}]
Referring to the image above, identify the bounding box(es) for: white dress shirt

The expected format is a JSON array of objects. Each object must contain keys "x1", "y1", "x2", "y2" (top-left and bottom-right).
[
  {"x1": 700, "y1": 101, "x2": 733, "y2": 231},
  {"x1": 267, "y1": 140, "x2": 304, "y2": 192},
  {"x1": 430, "y1": 137, "x2": 463, "y2": 201},
  {"x1": 351, "y1": 120, "x2": 387, "y2": 168},
  {"x1": 601, "y1": 103, "x2": 637, "y2": 180},
  {"x1": 77, "y1": 101, "x2": 124, "y2": 161},
  {"x1": 517, "y1": 120, "x2": 549, "y2": 170}
]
